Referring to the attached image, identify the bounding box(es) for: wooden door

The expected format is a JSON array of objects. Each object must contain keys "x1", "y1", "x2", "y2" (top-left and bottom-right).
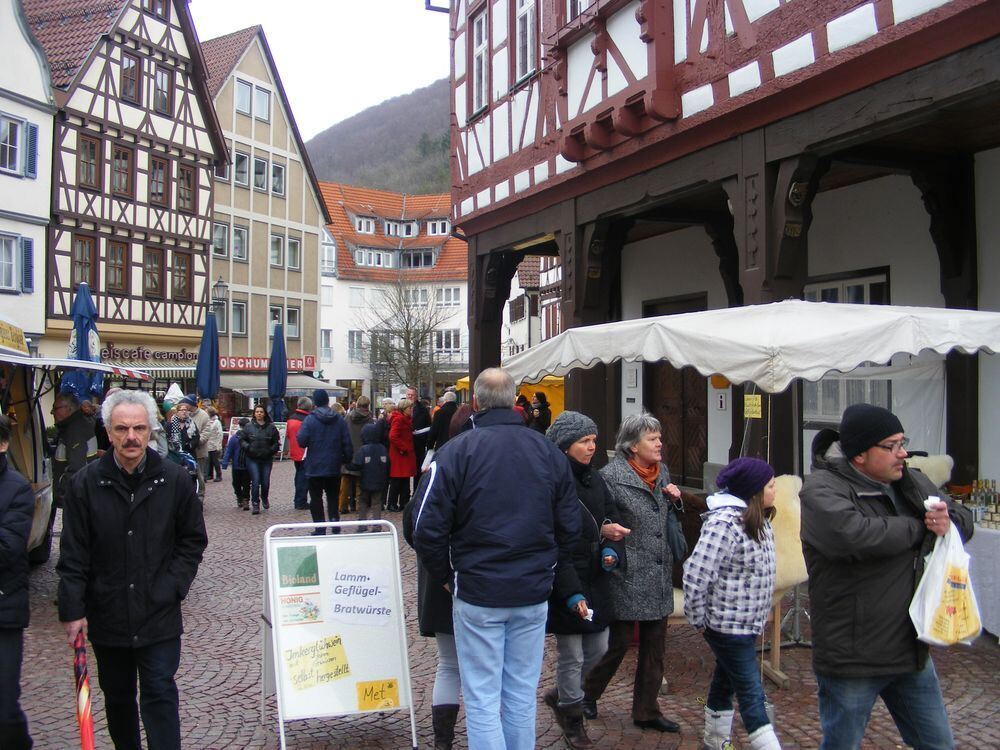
[{"x1": 643, "y1": 296, "x2": 707, "y2": 488}]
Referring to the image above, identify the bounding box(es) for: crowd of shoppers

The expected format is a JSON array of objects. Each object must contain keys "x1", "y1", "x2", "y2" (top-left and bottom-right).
[{"x1": 4, "y1": 372, "x2": 973, "y2": 750}]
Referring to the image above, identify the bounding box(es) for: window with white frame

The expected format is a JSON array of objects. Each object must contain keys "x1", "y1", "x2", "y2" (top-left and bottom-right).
[
  {"x1": 271, "y1": 163, "x2": 285, "y2": 196},
  {"x1": 233, "y1": 226, "x2": 248, "y2": 260},
  {"x1": 231, "y1": 301, "x2": 247, "y2": 334},
  {"x1": 1, "y1": 116, "x2": 22, "y2": 174},
  {"x1": 385, "y1": 220, "x2": 399, "y2": 237},
  {"x1": 349, "y1": 287, "x2": 365, "y2": 307},
  {"x1": 254, "y1": 87, "x2": 270, "y2": 122},
  {"x1": 321, "y1": 230, "x2": 336, "y2": 274},
  {"x1": 436, "y1": 287, "x2": 460, "y2": 306},
  {"x1": 405, "y1": 288, "x2": 429, "y2": 306},
  {"x1": 320, "y1": 329, "x2": 333, "y2": 360},
  {"x1": 427, "y1": 219, "x2": 450, "y2": 236},
  {"x1": 0, "y1": 235, "x2": 16, "y2": 290},
  {"x1": 269, "y1": 235, "x2": 284, "y2": 266},
  {"x1": 401, "y1": 250, "x2": 434, "y2": 269},
  {"x1": 287, "y1": 238, "x2": 301, "y2": 270},
  {"x1": 253, "y1": 157, "x2": 268, "y2": 191},
  {"x1": 348, "y1": 330, "x2": 364, "y2": 362},
  {"x1": 269, "y1": 305, "x2": 282, "y2": 336},
  {"x1": 215, "y1": 302, "x2": 227, "y2": 333},
  {"x1": 235, "y1": 79, "x2": 252, "y2": 114},
  {"x1": 354, "y1": 248, "x2": 392, "y2": 268},
  {"x1": 355, "y1": 216, "x2": 375, "y2": 234},
  {"x1": 286, "y1": 307, "x2": 300, "y2": 338},
  {"x1": 472, "y1": 11, "x2": 488, "y2": 112},
  {"x1": 234, "y1": 152, "x2": 249, "y2": 186},
  {"x1": 321, "y1": 285, "x2": 333, "y2": 306},
  {"x1": 515, "y1": 0, "x2": 537, "y2": 80},
  {"x1": 802, "y1": 275, "x2": 890, "y2": 423},
  {"x1": 434, "y1": 329, "x2": 461, "y2": 354},
  {"x1": 212, "y1": 223, "x2": 228, "y2": 257},
  {"x1": 402, "y1": 222, "x2": 416, "y2": 237}
]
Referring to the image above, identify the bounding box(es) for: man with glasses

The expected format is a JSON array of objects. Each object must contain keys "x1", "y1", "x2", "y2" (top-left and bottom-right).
[
  {"x1": 57, "y1": 390, "x2": 207, "y2": 750},
  {"x1": 801, "y1": 403, "x2": 973, "y2": 750}
]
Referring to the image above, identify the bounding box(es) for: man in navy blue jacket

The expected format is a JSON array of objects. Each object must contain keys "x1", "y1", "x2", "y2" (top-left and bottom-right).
[
  {"x1": 413, "y1": 368, "x2": 580, "y2": 750},
  {"x1": 296, "y1": 389, "x2": 353, "y2": 535}
]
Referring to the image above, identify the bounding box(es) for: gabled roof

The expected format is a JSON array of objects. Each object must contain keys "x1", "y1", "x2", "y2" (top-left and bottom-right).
[
  {"x1": 200, "y1": 24, "x2": 260, "y2": 98},
  {"x1": 201, "y1": 25, "x2": 332, "y2": 224},
  {"x1": 516, "y1": 255, "x2": 541, "y2": 289},
  {"x1": 21, "y1": 0, "x2": 127, "y2": 89},
  {"x1": 319, "y1": 182, "x2": 466, "y2": 284},
  {"x1": 22, "y1": 0, "x2": 229, "y2": 163}
]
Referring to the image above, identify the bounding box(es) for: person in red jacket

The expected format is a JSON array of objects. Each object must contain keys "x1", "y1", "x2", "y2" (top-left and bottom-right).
[
  {"x1": 387, "y1": 398, "x2": 415, "y2": 511},
  {"x1": 284, "y1": 397, "x2": 312, "y2": 510}
]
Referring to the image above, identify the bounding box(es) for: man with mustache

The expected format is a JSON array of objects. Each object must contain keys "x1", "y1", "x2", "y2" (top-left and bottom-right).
[
  {"x1": 57, "y1": 390, "x2": 208, "y2": 750},
  {"x1": 800, "y1": 403, "x2": 973, "y2": 750}
]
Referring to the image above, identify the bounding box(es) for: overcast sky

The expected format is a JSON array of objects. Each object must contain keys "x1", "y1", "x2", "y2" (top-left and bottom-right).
[{"x1": 189, "y1": 0, "x2": 451, "y2": 140}]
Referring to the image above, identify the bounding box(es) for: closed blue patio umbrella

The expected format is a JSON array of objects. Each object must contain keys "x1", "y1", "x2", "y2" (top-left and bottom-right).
[
  {"x1": 267, "y1": 324, "x2": 287, "y2": 421},
  {"x1": 61, "y1": 282, "x2": 103, "y2": 401},
  {"x1": 194, "y1": 310, "x2": 220, "y2": 400}
]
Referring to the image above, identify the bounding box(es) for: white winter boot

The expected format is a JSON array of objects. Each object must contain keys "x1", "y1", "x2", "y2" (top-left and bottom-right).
[
  {"x1": 702, "y1": 707, "x2": 735, "y2": 750},
  {"x1": 748, "y1": 723, "x2": 782, "y2": 749}
]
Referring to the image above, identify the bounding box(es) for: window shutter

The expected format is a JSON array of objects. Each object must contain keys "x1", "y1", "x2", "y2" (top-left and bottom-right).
[
  {"x1": 25, "y1": 123, "x2": 39, "y2": 179},
  {"x1": 20, "y1": 237, "x2": 34, "y2": 293}
]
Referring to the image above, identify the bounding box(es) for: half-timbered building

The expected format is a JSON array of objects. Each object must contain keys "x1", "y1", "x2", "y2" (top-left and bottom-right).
[
  {"x1": 23, "y1": 0, "x2": 227, "y2": 374},
  {"x1": 451, "y1": 0, "x2": 1000, "y2": 483},
  {"x1": 201, "y1": 26, "x2": 331, "y2": 404}
]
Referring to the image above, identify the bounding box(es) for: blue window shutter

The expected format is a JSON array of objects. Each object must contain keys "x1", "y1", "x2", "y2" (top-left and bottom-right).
[
  {"x1": 20, "y1": 237, "x2": 34, "y2": 293},
  {"x1": 25, "y1": 123, "x2": 38, "y2": 178}
]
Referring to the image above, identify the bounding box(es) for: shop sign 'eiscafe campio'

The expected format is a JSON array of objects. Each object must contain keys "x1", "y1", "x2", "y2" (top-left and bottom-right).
[{"x1": 101, "y1": 343, "x2": 315, "y2": 372}]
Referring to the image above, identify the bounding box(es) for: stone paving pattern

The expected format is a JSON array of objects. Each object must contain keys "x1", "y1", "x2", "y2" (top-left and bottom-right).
[{"x1": 22, "y1": 461, "x2": 1000, "y2": 748}]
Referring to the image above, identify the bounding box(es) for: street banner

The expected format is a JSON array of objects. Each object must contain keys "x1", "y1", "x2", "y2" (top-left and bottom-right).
[{"x1": 262, "y1": 521, "x2": 416, "y2": 749}]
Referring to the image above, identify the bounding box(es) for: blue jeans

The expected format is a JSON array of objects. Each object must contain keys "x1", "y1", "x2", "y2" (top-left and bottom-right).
[
  {"x1": 452, "y1": 597, "x2": 547, "y2": 750},
  {"x1": 293, "y1": 461, "x2": 309, "y2": 508},
  {"x1": 91, "y1": 637, "x2": 182, "y2": 750},
  {"x1": 816, "y1": 658, "x2": 954, "y2": 750},
  {"x1": 703, "y1": 628, "x2": 770, "y2": 734},
  {"x1": 246, "y1": 459, "x2": 272, "y2": 507}
]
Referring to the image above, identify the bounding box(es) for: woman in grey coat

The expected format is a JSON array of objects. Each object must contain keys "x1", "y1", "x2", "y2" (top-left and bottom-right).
[{"x1": 582, "y1": 412, "x2": 685, "y2": 734}]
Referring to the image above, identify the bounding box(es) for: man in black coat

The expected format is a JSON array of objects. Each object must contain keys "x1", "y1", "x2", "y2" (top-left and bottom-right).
[
  {"x1": 0, "y1": 414, "x2": 34, "y2": 750},
  {"x1": 406, "y1": 386, "x2": 431, "y2": 478},
  {"x1": 426, "y1": 390, "x2": 458, "y2": 452},
  {"x1": 58, "y1": 390, "x2": 207, "y2": 750}
]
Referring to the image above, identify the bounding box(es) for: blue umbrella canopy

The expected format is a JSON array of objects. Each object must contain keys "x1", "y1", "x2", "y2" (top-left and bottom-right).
[
  {"x1": 194, "y1": 310, "x2": 220, "y2": 399},
  {"x1": 267, "y1": 324, "x2": 288, "y2": 421},
  {"x1": 61, "y1": 282, "x2": 103, "y2": 400}
]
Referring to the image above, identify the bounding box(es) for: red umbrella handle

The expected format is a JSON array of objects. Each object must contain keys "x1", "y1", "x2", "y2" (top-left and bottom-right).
[{"x1": 74, "y1": 632, "x2": 95, "y2": 750}]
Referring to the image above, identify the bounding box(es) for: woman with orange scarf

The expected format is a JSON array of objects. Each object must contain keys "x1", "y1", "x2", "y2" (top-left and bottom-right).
[{"x1": 582, "y1": 412, "x2": 686, "y2": 734}]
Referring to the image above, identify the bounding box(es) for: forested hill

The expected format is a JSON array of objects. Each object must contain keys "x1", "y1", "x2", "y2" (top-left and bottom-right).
[{"x1": 305, "y1": 78, "x2": 450, "y2": 195}]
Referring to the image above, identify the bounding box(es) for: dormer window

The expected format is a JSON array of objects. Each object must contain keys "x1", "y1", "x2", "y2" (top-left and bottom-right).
[
  {"x1": 401, "y1": 250, "x2": 435, "y2": 269},
  {"x1": 386, "y1": 220, "x2": 417, "y2": 237},
  {"x1": 354, "y1": 248, "x2": 392, "y2": 267},
  {"x1": 355, "y1": 216, "x2": 375, "y2": 234},
  {"x1": 427, "y1": 219, "x2": 450, "y2": 236}
]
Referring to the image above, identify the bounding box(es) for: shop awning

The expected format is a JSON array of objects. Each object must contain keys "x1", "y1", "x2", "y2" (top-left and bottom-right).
[
  {"x1": 220, "y1": 373, "x2": 347, "y2": 398},
  {"x1": 102, "y1": 360, "x2": 195, "y2": 381}
]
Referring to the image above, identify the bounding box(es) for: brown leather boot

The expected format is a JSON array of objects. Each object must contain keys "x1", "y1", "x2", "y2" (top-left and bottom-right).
[{"x1": 561, "y1": 701, "x2": 593, "y2": 749}]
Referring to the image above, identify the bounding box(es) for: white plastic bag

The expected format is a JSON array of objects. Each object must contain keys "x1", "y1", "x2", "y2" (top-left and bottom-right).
[
  {"x1": 420, "y1": 448, "x2": 435, "y2": 473},
  {"x1": 908, "y1": 522, "x2": 982, "y2": 646}
]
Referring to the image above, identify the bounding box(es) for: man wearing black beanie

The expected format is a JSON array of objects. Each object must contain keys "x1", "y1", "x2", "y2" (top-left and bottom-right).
[{"x1": 800, "y1": 403, "x2": 973, "y2": 749}]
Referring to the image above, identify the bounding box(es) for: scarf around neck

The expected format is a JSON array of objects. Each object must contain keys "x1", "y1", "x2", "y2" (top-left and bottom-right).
[{"x1": 627, "y1": 456, "x2": 660, "y2": 491}]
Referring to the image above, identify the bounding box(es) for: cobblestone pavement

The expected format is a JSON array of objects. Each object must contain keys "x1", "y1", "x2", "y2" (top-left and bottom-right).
[{"x1": 22, "y1": 460, "x2": 1000, "y2": 749}]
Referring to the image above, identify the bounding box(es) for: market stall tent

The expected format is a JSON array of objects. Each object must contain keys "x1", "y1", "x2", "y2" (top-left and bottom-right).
[
  {"x1": 455, "y1": 374, "x2": 564, "y2": 419},
  {"x1": 504, "y1": 300, "x2": 1000, "y2": 392}
]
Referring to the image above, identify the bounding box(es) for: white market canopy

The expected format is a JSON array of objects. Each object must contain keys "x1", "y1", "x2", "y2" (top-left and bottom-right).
[{"x1": 504, "y1": 300, "x2": 1000, "y2": 394}]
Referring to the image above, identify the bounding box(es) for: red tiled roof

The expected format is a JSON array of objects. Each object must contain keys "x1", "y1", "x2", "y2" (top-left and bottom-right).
[
  {"x1": 319, "y1": 182, "x2": 466, "y2": 283},
  {"x1": 200, "y1": 25, "x2": 260, "y2": 98},
  {"x1": 21, "y1": 0, "x2": 128, "y2": 89},
  {"x1": 516, "y1": 255, "x2": 541, "y2": 289}
]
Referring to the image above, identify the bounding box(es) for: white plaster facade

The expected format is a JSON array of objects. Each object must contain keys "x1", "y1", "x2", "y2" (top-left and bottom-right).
[{"x1": 0, "y1": 0, "x2": 54, "y2": 340}]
